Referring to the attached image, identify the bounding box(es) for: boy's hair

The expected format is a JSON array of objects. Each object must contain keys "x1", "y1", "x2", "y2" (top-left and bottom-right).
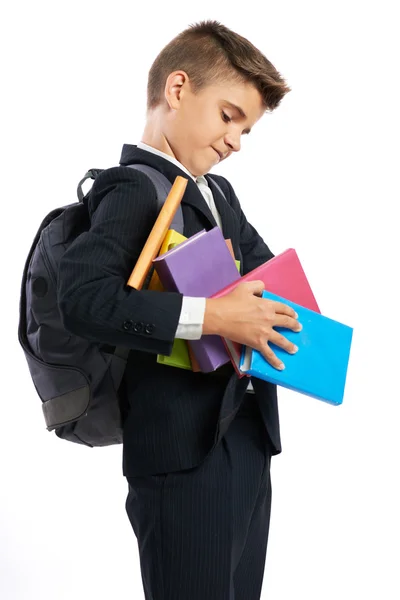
[{"x1": 147, "y1": 20, "x2": 291, "y2": 114}]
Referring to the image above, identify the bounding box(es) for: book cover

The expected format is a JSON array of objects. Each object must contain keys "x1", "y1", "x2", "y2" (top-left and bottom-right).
[
  {"x1": 153, "y1": 227, "x2": 241, "y2": 372},
  {"x1": 239, "y1": 290, "x2": 353, "y2": 405},
  {"x1": 211, "y1": 248, "x2": 321, "y2": 376}
]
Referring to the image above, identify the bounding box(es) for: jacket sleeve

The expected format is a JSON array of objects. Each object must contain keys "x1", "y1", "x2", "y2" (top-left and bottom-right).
[
  {"x1": 218, "y1": 176, "x2": 275, "y2": 274},
  {"x1": 57, "y1": 166, "x2": 183, "y2": 356}
]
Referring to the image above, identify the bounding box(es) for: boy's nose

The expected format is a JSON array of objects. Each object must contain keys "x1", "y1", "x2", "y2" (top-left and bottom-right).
[{"x1": 224, "y1": 134, "x2": 241, "y2": 153}]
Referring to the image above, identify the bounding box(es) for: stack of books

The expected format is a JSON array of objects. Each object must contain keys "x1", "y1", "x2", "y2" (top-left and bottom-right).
[{"x1": 126, "y1": 175, "x2": 353, "y2": 406}]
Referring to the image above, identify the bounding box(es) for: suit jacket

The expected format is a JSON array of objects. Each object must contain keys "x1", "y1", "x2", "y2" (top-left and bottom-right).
[{"x1": 58, "y1": 143, "x2": 282, "y2": 476}]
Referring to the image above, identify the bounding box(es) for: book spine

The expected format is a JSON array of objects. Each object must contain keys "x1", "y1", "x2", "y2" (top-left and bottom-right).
[{"x1": 221, "y1": 337, "x2": 246, "y2": 378}]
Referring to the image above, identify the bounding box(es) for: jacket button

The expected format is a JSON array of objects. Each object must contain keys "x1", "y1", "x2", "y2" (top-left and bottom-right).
[
  {"x1": 123, "y1": 320, "x2": 133, "y2": 331},
  {"x1": 133, "y1": 322, "x2": 144, "y2": 333},
  {"x1": 144, "y1": 323, "x2": 155, "y2": 335}
]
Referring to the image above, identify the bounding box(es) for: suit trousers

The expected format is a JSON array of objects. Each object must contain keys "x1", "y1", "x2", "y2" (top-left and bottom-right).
[{"x1": 125, "y1": 393, "x2": 273, "y2": 600}]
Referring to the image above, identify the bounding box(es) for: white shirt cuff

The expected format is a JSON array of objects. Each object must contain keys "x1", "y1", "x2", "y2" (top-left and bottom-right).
[{"x1": 175, "y1": 296, "x2": 206, "y2": 340}]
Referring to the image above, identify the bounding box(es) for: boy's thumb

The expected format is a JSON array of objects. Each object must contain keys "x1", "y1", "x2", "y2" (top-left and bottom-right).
[{"x1": 245, "y1": 280, "x2": 265, "y2": 297}]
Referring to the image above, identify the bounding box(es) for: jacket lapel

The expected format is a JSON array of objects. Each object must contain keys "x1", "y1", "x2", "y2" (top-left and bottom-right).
[
  {"x1": 180, "y1": 177, "x2": 219, "y2": 230},
  {"x1": 207, "y1": 176, "x2": 242, "y2": 266},
  {"x1": 205, "y1": 174, "x2": 238, "y2": 241}
]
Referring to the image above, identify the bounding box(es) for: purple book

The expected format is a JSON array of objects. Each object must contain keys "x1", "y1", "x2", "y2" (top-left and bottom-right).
[{"x1": 153, "y1": 227, "x2": 241, "y2": 372}]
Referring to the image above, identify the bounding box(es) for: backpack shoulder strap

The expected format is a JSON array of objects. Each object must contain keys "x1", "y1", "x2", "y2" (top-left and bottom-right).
[{"x1": 126, "y1": 164, "x2": 184, "y2": 235}]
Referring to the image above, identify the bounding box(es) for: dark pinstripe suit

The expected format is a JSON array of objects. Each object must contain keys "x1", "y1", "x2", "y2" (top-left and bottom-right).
[{"x1": 58, "y1": 143, "x2": 282, "y2": 599}]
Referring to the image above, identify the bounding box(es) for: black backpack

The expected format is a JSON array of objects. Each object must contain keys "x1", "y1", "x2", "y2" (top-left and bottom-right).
[{"x1": 18, "y1": 164, "x2": 227, "y2": 448}]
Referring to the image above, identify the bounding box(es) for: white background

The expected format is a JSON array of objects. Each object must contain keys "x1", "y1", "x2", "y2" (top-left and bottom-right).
[{"x1": 1, "y1": 1, "x2": 399, "y2": 598}]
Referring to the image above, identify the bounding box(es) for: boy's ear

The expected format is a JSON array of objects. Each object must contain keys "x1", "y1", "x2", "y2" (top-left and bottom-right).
[{"x1": 165, "y1": 71, "x2": 189, "y2": 111}]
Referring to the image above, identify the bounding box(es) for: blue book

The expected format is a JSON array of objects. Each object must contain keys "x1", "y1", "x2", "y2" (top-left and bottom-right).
[{"x1": 239, "y1": 290, "x2": 353, "y2": 405}]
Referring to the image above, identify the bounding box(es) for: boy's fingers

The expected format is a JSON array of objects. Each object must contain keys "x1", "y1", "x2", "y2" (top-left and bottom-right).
[
  {"x1": 259, "y1": 342, "x2": 285, "y2": 370},
  {"x1": 269, "y1": 330, "x2": 298, "y2": 354},
  {"x1": 272, "y1": 301, "x2": 298, "y2": 319},
  {"x1": 274, "y1": 314, "x2": 302, "y2": 332}
]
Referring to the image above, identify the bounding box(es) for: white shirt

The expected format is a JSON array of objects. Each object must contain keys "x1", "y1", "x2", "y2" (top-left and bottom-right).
[{"x1": 136, "y1": 142, "x2": 254, "y2": 391}]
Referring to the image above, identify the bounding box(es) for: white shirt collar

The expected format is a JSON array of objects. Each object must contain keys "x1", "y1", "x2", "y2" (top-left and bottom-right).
[{"x1": 136, "y1": 141, "x2": 208, "y2": 187}]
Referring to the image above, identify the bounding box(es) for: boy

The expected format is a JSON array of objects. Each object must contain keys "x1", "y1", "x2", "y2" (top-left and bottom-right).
[{"x1": 58, "y1": 19, "x2": 301, "y2": 600}]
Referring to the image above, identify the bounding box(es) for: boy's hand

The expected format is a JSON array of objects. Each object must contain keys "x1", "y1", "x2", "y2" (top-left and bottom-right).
[{"x1": 203, "y1": 280, "x2": 302, "y2": 370}]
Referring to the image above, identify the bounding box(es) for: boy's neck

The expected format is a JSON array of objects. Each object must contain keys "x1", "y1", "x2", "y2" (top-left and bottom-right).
[
  {"x1": 141, "y1": 111, "x2": 175, "y2": 160},
  {"x1": 140, "y1": 134, "x2": 173, "y2": 159}
]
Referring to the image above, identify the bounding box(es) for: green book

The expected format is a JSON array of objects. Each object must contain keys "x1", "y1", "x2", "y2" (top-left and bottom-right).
[{"x1": 157, "y1": 338, "x2": 192, "y2": 370}]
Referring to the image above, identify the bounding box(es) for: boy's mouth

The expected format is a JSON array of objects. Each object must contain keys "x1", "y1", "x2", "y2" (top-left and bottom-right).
[{"x1": 212, "y1": 147, "x2": 222, "y2": 161}]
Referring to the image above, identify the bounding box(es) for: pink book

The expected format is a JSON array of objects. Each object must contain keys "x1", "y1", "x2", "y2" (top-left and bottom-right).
[{"x1": 211, "y1": 248, "x2": 321, "y2": 376}]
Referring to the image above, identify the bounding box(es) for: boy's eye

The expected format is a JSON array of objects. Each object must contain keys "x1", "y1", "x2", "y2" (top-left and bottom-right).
[{"x1": 221, "y1": 111, "x2": 232, "y2": 123}]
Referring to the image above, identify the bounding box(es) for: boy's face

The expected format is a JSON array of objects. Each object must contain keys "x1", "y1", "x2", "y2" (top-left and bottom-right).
[{"x1": 146, "y1": 72, "x2": 266, "y2": 177}]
